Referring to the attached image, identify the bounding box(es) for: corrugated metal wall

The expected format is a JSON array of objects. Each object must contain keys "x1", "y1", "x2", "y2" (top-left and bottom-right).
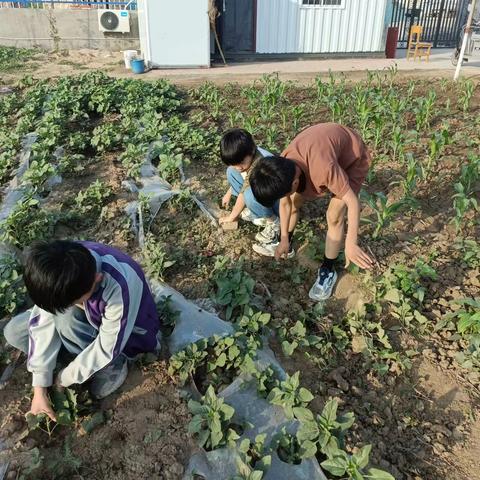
[{"x1": 256, "y1": 0, "x2": 388, "y2": 53}]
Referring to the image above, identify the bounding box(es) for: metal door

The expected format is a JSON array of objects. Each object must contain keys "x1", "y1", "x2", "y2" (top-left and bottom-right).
[
  {"x1": 390, "y1": 0, "x2": 469, "y2": 47},
  {"x1": 219, "y1": 0, "x2": 256, "y2": 53}
]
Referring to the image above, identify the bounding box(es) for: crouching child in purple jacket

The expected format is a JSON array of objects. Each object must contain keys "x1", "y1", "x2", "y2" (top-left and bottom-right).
[{"x1": 4, "y1": 240, "x2": 159, "y2": 421}]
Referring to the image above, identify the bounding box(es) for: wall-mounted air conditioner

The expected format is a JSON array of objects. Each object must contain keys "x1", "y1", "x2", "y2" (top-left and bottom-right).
[{"x1": 98, "y1": 10, "x2": 131, "y2": 33}]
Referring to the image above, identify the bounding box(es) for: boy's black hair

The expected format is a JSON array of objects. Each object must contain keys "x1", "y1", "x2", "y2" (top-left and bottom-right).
[
  {"x1": 250, "y1": 156, "x2": 297, "y2": 208},
  {"x1": 220, "y1": 128, "x2": 256, "y2": 166},
  {"x1": 24, "y1": 240, "x2": 96, "y2": 314}
]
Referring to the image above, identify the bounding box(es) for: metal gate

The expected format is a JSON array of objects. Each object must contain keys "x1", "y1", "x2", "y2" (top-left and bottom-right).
[{"x1": 390, "y1": 0, "x2": 469, "y2": 47}]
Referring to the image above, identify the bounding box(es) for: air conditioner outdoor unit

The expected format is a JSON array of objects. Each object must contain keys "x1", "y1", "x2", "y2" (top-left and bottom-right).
[{"x1": 98, "y1": 10, "x2": 130, "y2": 33}]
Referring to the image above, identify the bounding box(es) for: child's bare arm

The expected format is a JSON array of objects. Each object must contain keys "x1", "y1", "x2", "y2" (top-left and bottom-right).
[
  {"x1": 222, "y1": 187, "x2": 232, "y2": 208},
  {"x1": 342, "y1": 188, "x2": 375, "y2": 269},
  {"x1": 219, "y1": 192, "x2": 245, "y2": 224},
  {"x1": 275, "y1": 196, "x2": 292, "y2": 260}
]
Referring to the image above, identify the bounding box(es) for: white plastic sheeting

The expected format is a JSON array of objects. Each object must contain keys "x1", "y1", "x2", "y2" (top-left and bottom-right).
[{"x1": 256, "y1": 0, "x2": 388, "y2": 53}]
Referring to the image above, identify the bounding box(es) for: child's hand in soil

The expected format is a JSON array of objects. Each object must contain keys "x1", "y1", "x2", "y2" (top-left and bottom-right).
[
  {"x1": 30, "y1": 386, "x2": 57, "y2": 422},
  {"x1": 219, "y1": 214, "x2": 236, "y2": 224},
  {"x1": 222, "y1": 191, "x2": 232, "y2": 208},
  {"x1": 275, "y1": 239, "x2": 290, "y2": 260},
  {"x1": 345, "y1": 242, "x2": 375, "y2": 270}
]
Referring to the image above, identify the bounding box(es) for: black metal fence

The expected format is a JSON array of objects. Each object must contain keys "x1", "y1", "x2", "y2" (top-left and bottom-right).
[{"x1": 390, "y1": 0, "x2": 469, "y2": 47}]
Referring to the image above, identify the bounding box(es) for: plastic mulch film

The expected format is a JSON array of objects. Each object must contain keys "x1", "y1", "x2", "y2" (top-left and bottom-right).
[{"x1": 150, "y1": 281, "x2": 234, "y2": 354}]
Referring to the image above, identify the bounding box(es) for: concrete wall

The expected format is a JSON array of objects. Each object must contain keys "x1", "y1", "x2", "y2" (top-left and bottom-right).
[{"x1": 0, "y1": 9, "x2": 140, "y2": 51}]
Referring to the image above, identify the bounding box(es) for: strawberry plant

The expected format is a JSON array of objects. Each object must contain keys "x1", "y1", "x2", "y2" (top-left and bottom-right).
[
  {"x1": 187, "y1": 385, "x2": 240, "y2": 451},
  {"x1": 211, "y1": 256, "x2": 256, "y2": 321},
  {"x1": 294, "y1": 398, "x2": 355, "y2": 458}
]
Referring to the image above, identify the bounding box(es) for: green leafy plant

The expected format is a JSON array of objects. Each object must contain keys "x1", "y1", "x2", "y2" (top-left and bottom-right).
[
  {"x1": 74, "y1": 179, "x2": 112, "y2": 216},
  {"x1": 295, "y1": 398, "x2": 354, "y2": 458},
  {"x1": 444, "y1": 298, "x2": 480, "y2": 335},
  {"x1": 458, "y1": 79, "x2": 475, "y2": 113},
  {"x1": 142, "y1": 233, "x2": 175, "y2": 281},
  {"x1": 168, "y1": 339, "x2": 208, "y2": 384},
  {"x1": 454, "y1": 238, "x2": 480, "y2": 268},
  {"x1": 0, "y1": 195, "x2": 55, "y2": 248},
  {"x1": 277, "y1": 319, "x2": 320, "y2": 356},
  {"x1": 26, "y1": 388, "x2": 78, "y2": 437},
  {"x1": 119, "y1": 143, "x2": 148, "y2": 179},
  {"x1": 321, "y1": 445, "x2": 394, "y2": 479},
  {"x1": 156, "y1": 294, "x2": 180, "y2": 335},
  {"x1": 0, "y1": 254, "x2": 26, "y2": 317},
  {"x1": 423, "y1": 124, "x2": 451, "y2": 178},
  {"x1": 267, "y1": 371, "x2": 314, "y2": 419},
  {"x1": 233, "y1": 435, "x2": 271, "y2": 480},
  {"x1": 272, "y1": 428, "x2": 315, "y2": 464},
  {"x1": 211, "y1": 257, "x2": 256, "y2": 321},
  {"x1": 187, "y1": 385, "x2": 240, "y2": 451}
]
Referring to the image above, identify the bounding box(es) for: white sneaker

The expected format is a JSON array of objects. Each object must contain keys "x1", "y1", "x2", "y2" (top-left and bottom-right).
[
  {"x1": 255, "y1": 218, "x2": 280, "y2": 244},
  {"x1": 308, "y1": 268, "x2": 338, "y2": 301},
  {"x1": 241, "y1": 208, "x2": 268, "y2": 227},
  {"x1": 253, "y1": 240, "x2": 295, "y2": 259}
]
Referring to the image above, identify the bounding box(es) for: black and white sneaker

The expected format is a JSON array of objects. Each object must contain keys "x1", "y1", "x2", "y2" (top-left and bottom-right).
[
  {"x1": 308, "y1": 267, "x2": 338, "y2": 301},
  {"x1": 255, "y1": 218, "x2": 280, "y2": 244},
  {"x1": 252, "y1": 237, "x2": 295, "y2": 259}
]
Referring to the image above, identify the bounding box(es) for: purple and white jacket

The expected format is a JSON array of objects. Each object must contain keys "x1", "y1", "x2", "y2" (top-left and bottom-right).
[{"x1": 27, "y1": 242, "x2": 159, "y2": 388}]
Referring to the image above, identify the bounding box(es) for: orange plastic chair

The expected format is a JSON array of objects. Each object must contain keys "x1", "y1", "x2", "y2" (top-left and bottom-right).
[{"x1": 407, "y1": 25, "x2": 432, "y2": 61}]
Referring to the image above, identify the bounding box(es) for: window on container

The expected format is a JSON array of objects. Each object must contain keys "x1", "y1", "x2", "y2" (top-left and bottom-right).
[{"x1": 301, "y1": 0, "x2": 344, "y2": 6}]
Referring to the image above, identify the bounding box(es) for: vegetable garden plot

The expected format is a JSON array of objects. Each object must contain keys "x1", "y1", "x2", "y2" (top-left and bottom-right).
[{"x1": 0, "y1": 68, "x2": 479, "y2": 480}]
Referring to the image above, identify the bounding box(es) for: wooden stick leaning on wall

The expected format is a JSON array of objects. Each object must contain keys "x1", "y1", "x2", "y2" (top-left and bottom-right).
[{"x1": 208, "y1": 0, "x2": 227, "y2": 66}]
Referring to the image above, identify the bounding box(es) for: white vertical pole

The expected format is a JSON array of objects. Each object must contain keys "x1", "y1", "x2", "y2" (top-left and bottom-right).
[{"x1": 454, "y1": 0, "x2": 477, "y2": 81}]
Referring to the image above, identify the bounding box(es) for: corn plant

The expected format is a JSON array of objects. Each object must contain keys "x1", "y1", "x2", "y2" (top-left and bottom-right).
[
  {"x1": 414, "y1": 90, "x2": 436, "y2": 131},
  {"x1": 423, "y1": 124, "x2": 451, "y2": 178},
  {"x1": 191, "y1": 81, "x2": 225, "y2": 119},
  {"x1": 389, "y1": 126, "x2": 403, "y2": 162},
  {"x1": 458, "y1": 79, "x2": 475, "y2": 113},
  {"x1": 211, "y1": 256, "x2": 255, "y2": 321},
  {"x1": 390, "y1": 153, "x2": 422, "y2": 207},
  {"x1": 74, "y1": 180, "x2": 112, "y2": 216},
  {"x1": 187, "y1": 385, "x2": 240, "y2": 451},
  {"x1": 452, "y1": 154, "x2": 480, "y2": 231},
  {"x1": 361, "y1": 191, "x2": 407, "y2": 239},
  {"x1": 291, "y1": 103, "x2": 306, "y2": 133},
  {"x1": 294, "y1": 398, "x2": 355, "y2": 458}
]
